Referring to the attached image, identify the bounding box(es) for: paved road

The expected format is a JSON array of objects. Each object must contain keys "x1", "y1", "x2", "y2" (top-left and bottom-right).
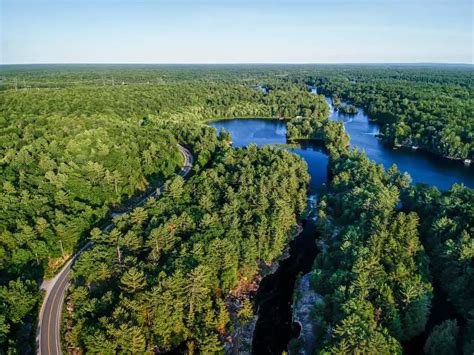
[{"x1": 37, "y1": 145, "x2": 193, "y2": 355}]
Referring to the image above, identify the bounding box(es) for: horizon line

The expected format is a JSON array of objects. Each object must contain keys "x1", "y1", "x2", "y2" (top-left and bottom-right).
[{"x1": 1, "y1": 61, "x2": 473, "y2": 66}]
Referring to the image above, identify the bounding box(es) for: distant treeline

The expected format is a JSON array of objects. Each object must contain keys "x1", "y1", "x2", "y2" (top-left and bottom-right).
[
  {"x1": 303, "y1": 67, "x2": 473, "y2": 160},
  {"x1": 0, "y1": 64, "x2": 472, "y2": 353}
]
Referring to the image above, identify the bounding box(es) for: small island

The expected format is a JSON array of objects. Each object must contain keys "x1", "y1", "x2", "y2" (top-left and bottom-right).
[{"x1": 337, "y1": 104, "x2": 359, "y2": 115}]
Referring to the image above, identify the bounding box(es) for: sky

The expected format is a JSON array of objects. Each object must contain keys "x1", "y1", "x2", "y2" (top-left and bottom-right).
[{"x1": 1, "y1": 0, "x2": 473, "y2": 64}]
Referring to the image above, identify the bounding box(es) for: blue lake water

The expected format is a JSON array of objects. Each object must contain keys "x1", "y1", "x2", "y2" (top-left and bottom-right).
[
  {"x1": 211, "y1": 103, "x2": 474, "y2": 191},
  {"x1": 210, "y1": 119, "x2": 329, "y2": 192},
  {"x1": 324, "y1": 96, "x2": 474, "y2": 190},
  {"x1": 209, "y1": 97, "x2": 473, "y2": 354}
]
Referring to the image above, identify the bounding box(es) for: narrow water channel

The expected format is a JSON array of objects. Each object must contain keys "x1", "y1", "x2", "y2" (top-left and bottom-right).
[
  {"x1": 317, "y1": 87, "x2": 474, "y2": 190},
  {"x1": 210, "y1": 119, "x2": 328, "y2": 354},
  {"x1": 210, "y1": 94, "x2": 474, "y2": 354}
]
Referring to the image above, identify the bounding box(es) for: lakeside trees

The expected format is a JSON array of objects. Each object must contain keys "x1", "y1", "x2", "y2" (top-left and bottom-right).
[
  {"x1": 311, "y1": 147, "x2": 432, "y2": 353},
  {"x1": 310, "y1": 67, "x2": 473, "y2": 160},
  {"x1": 402, "y1": 184, "x2": 474, "y2": 353},
  {"x1": 65, "y1": 146, "x2": 309, "y2": 352},
  {"x1": 306, "y1": 152, "x2": 473, "y2": 354},
  {"x1": 0, "y1": 64, "x2": 472, "y2": 353},
  {"x1": 3, "y1": 65, "x2": 471, "y2": 164},
  {"x1": 290, "y1": 94, "x2": 473, "y2": 353},
  {"x1": 286, "y1": 107, "x2": 349, "y2": 160},
  {"x1": 285, "y1": 93, "x2": 329, "y2": 142},
  {"x1": 285, "y1": 100, "x2": 435, "y2": 352},
  {"x1": 337, "y1": 104, "x2": 358, "y2": 115}
]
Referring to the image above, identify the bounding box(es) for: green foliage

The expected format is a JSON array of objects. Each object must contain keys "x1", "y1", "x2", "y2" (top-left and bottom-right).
[
  {"x1": 423, "y1": 319, "x2": 459, "y2": 355},
  {"x1": 237, "y1": 299, "x2": 254, "y2": 323},
  {"x1": 312, "y1": 67, "x2": 473, "y2": 160},
  {"x1": 402, "y1": 183, "x2": 474, "y2": 350},
  {"x1": 286, "y1": 104, "x2": 350, "y2": 161},
  {"x1": 0, "y1": 315, "x2": 9, "y2": 346},
  {"x1": 312, "y1": 149, "x2": 432, "y2": 352},
  {"x1": 120, "y1": 268, "x2": 147, "y2": 293},
  {"x1": 1, "y1": 64, "x2": 472, "y2": 352},
  {"x1": 0, "y1": 80, "x2": 333, "y2": 124},
  {"x1": 0, "y1": 113, "x2": 181, "y2": 274},
  {"x1": 337, "y1": 104, "x2": 358, "y2": 115},
  {"x1": 285, "y1": 93, "x2": 329, "y2": 141},
  {"x1": 66, "y1": 145, "x2": 309, "y2": 352},
  {"x1": 0, "y1": 279, "x2": 39, "y2": 351}
]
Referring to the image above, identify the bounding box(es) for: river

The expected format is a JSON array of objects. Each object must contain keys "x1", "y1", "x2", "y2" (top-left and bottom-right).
[{"x1": 209, "y1": 94, "x2": 473, "y2": 354}]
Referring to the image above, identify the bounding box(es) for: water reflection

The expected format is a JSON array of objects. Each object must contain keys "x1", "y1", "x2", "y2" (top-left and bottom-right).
[
  {"x1": 324, "y1": 95, "x2": 474, "y2": 189},
  {"x1": 210, "y1": 119, "x2": 329, "y2": 192}
]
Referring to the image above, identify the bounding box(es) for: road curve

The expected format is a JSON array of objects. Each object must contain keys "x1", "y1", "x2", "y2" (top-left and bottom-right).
[{"x1": 37, "y1": 144, "x2": 193, "y2": 355}]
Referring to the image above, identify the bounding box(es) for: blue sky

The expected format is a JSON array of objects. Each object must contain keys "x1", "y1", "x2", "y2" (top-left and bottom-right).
[{"x1": 1, "y1": 0, "x2": 472, "y2": 64}]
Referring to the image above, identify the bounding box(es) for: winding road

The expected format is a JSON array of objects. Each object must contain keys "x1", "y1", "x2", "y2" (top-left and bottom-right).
[{"x1": 37, "y1": 144, "x2": 193, "y2": 355}]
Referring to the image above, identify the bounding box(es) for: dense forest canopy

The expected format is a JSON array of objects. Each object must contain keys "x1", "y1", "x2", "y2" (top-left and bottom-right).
[
  {"x1": 402, "y1": 184, "x2": 474, "y2": 354},
  {"x1": 3, "y1": 63, "x2": 471, "y2": 159},
  {"x1": 65, "y1": 146, "x2": 308, "y2": 353},
  {"x1": 1, "y1": 64, "x2": 471, "y2": 87},
  {"x1": 0, "y1": 64, "x2": 327, "y2": 352},
  {"x1": 0, "y1": 82, "x2": 332, "y2": 124},
  {"x1": 305, "y1": 147, "x2": 473, "y2": 354},
  {"x1": 0, "y1": 113, "x2": 183, "y2": 351},
  {"x1": 0, "y1": 64, "x2": 472, "y2": 353},
  {"x1": 306, "y1": 68, "x2": 474, "y2": 160},
  {"x1": 312, "y1": 148, "x2": 432, "y2": 353},
  {"x1": 285, "y1": 103, "x2": 473, "y2": 353}
]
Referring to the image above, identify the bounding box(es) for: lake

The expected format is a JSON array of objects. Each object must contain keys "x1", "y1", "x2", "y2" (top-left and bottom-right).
[
  {"x1": 324, "y1": 96, "x2": 474, "y2": 190},
  {"x1": 209, "y1": 96, "x2": 473, "y2": 354}
]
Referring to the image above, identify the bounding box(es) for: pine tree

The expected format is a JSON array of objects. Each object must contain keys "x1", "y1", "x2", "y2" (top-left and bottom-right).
[
  {"x1": 424, "y1": 319, "x2": 459, "y2": 355},
  {"x1": 216, "y1": 299, "x2": 229, "y2": 335},
  {"x1": 237, "y1": 299, "x2": 254, "y2": 324},
  {"x1": 166, "y1": 176, "x2": 185, "y2": 200},
  {"x1": 186, "y1": 266, "x2": 211, "y2": 324},
  {"x1": 0, "y1": 315, "x2": 10, "y2": 346},
  {"x1": 130, "y1": 207, "x2": 148, "y2": 227},
  {"x1": 199, "y1": 332, "x2": 223, "y2": 353},
  {"x1": 120, "y1": 267, "x2": 147, "y2": 293}
]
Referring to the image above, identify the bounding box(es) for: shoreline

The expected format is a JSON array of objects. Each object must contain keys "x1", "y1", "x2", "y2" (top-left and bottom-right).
[
  {"x1": 289, "y1": 271, "x2": 322, "y2": 355},
  {"x1": 316, "y1": 88, "x2": 472, "y2": 166},
  {"x1": 224, "y1": 224, "x2": 304, "y2": 354}
]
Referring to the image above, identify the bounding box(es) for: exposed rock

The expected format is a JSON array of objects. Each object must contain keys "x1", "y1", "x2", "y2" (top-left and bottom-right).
[
  {"x1": 225, "y1": 224, "x2": 303, "y2": 354},
  {"x1": 290, "y1": 271, "x2": 322, "y2": 355}
]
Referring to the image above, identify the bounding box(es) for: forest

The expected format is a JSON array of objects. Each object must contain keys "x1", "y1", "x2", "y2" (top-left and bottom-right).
[
  {"x1": 0, "y1": 66, "x2": 324, "y2": 352},
  {"x1": 402, "y1": 184, "x2": 474, "y2": 354},
  {"x1": 305, "y1": 149, "x2": 473, "y2": 354},
  {"x1": 311, "y1": 147, "x2": 432, "y2": 353},
  {"x1": 65, "y1": 145, "x2": 308, "y2": 353},
  {"x1": 295, "y1": 104, "x2": 473, "y2": 353},
  {"x1": 0, "y1": 64, "x2": 472, "y2": 354},
  {"x1": 306, "y1": 67, "x2": 473, "y2": 160},
  {"x1": 0, "y1": 113, "x2": 182, "y2": 351},
  {"x1": 0, "y1": 81, "x2": 328, "y2": 123}
]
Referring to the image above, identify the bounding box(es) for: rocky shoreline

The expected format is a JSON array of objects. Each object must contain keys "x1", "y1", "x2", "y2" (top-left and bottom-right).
[
  {"x1": 224, "y1": 224, "x2": 303, "y2": 354},
  {"x1": 289, "y1": 271, "x2": 322, "y2": 355}
]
